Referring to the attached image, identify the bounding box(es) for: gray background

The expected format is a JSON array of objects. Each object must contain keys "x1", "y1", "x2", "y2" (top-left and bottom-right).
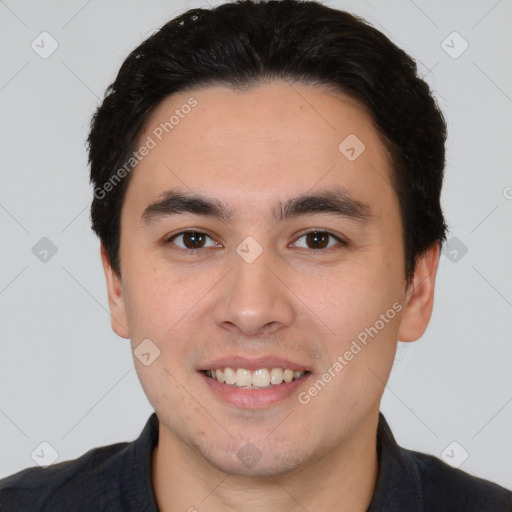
[{"x1": 1, "y1": 0, "x2": 511, "y2": 490}]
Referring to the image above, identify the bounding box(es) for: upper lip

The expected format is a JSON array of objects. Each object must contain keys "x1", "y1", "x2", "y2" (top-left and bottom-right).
[{"x1": 199, "y1": 356, "x2": 311, "y2": 372}]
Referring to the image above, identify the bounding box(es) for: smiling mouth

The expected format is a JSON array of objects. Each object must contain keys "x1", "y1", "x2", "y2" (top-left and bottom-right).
[{"x1": 202, "y1": 367, "x2": 310, "y2": 389}]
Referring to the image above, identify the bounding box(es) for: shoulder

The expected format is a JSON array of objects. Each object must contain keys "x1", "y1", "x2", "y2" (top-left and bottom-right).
[
  {"x1": 0, "y1": 441, "x2": 130, "y2": 511},
  {"x1": 406, "y1": 448, "x2": 512, "y2": 511}
]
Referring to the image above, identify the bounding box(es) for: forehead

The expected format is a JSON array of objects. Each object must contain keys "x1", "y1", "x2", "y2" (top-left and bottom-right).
[{"x1": 124, "y1": 81, "x2": 396, "y2": 221}]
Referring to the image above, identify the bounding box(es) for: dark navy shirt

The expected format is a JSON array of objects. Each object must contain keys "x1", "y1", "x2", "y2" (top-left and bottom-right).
[{"x1": 0, "y1": 412, "x2": 510, "y2": 511}]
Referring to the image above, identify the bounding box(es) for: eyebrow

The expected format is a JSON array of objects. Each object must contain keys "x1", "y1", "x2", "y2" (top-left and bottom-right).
[{"x1": 141, "y1": 187, "x2": 372, "y2": 226}]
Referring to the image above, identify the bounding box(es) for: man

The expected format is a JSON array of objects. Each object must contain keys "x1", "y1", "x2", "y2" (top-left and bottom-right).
[{"x1": 1, "y1": 0, "x2": 510, "y2": 510}]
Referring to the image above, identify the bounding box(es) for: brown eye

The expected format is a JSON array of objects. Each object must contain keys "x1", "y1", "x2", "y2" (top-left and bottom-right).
[
  {"x1": 305, "y1": 231, "x2": 329, "y2": 249},
  {"x1": 166, "y1": 231, "x2": 218, "y2": 251},
  {"x1": 293, "y1": 230, "x2": 345, "y2": 250},
  {"x1": 181, "y1": 231, "x2": 206, "y2": 249}
]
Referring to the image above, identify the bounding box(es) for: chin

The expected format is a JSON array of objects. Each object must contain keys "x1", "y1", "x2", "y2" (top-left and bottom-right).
[{"x1": 197, "y1": 438, "x2": 310, "y2": 478}]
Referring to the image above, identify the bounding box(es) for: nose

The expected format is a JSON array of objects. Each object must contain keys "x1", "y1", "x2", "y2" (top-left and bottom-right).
[{"x1": 213, "y1": 247, "x2": 295, "y2": 337}]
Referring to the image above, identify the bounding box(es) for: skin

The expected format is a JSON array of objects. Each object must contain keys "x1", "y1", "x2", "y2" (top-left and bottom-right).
[{"x1": 101, "y1": 81, "x2": 440, "y2": 512}]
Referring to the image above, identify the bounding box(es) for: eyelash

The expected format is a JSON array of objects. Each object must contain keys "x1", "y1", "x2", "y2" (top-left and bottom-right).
[{"x1": 163, "y1": 229, "x2": 346, "y2": 255}]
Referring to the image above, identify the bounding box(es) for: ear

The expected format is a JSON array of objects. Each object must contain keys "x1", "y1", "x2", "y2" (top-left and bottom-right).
[
  {"x1": 100, "y1": 244, "x2": 130, "y2": 339},
  {"x1": 397, "y1": 241, "x2": 441, "y2": 342}
]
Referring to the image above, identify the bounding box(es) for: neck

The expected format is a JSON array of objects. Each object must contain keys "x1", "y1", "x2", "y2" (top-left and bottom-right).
[{"x1": 151, "y1": 412, "x2": 380, "y2": 512}]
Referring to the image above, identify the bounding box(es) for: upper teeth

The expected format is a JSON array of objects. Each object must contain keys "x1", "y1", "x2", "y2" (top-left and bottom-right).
[{"x1": 205, "y1": 368, "x2": 306, "y2": 388}]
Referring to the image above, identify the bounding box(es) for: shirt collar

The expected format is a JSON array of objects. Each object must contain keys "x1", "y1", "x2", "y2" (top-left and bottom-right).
[
  {"x1": 124, "y1": 412, "x2": 423, "y2": 512},
  {"x1": 366, "y1": 412, "x2": 423, "y2": 512},
  {"x1": 122, "y1": 412, "x2": 160, "y2": 511}
]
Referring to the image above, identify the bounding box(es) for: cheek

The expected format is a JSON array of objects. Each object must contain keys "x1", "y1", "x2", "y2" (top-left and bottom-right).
[
  {"x1": 303, "y1": 258, "x2": 405, "y2": 395},
  {"x1": 303, "y1": 262, "x2": 402, "y2": 340},
  {"x1": 312, "y1": 294, "x2": 402, "y2": 432},
  {"x1": 121, "y1": 250, "x2": 203, "y2": 337},
  {"x1": 121, "y1": 257, "x2": 227, "y2": 378}
]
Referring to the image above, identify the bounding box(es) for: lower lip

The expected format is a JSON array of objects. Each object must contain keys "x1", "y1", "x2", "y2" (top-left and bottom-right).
[{"x1": 200, "y1": 371, "x2": 311, "y2": 409}]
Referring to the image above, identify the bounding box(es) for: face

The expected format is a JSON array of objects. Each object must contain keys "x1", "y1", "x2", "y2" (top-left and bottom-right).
[{"x1": 102, "y1": 81, "x2": 438, "y2": 476}]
